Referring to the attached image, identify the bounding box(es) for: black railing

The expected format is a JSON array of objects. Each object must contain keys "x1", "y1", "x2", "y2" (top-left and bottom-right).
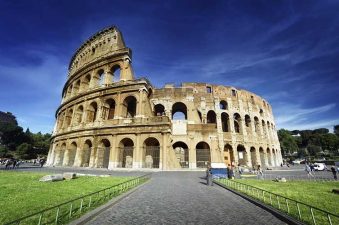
[{"x1": 214, "y1": 179, "x2": 339, "y2": 225}]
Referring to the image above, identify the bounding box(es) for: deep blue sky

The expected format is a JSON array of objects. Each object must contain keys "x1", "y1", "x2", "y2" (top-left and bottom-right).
[{"x1": 0, "y1": 0, "x2": 338, "y2": 133}]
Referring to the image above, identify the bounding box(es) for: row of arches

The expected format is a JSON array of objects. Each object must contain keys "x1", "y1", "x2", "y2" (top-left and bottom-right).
[
  {"x1": 57, "y1": 95, "x2": 137, "y2": 130},
  {"x1": 64, "y1": 64, "x2": 123, "y2": 100},
  {"x1": 52, "y1": 137, "x2": 161, "y2": 169}
]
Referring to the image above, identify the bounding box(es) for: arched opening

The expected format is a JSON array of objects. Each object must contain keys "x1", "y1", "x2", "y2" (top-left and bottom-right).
[
  {"x1": 173, "y1": 141, "x2": 189, "y2": 168},
  {"x1": 122, "y1": 96, "x2": 137, "y2": 118},
  {"x1": 220, "y1": 100, "x2": 228, "y2": 110},
  {"x1": 65, "y1": 109, "x2": 73, "y2": 127},
  {"x1": 207, "y1": 110, "x2": 216, "y2": 124},
  {"x1": 267, "y1": 148, "x2": 272, "y2": 166},
  {"x1": 119, "y1": 138, "x2": 134, "y2": 168},
  {"x1": 82, "y1": 140, "x2": 92, "y2": 167},
  {"x1": 87, "y1": 102, "x2": 98, "y2": 122},
  {"x1": 237, "y1": 145, "x2": 247, "y2": 166},
  {"x1": 267, "y1": 121, "x2": 271, "y2": 138},
  {"x1": 82, "y1": 74, "x2": 91, "y2": 90},
  {"x1": 104, "y1": 99, "x2": 115, "y2": 120},
  {"x1": 234, "y1": 113, "x2": 241, "y2": 133},
  {"x1": 74, "y1": 105, "x2": 83, "y2": 125},
  {"x1": 143, "y1": 138, "x2": 160, "y2": 168},
  {"x1": 221, "y1": 112, "x2": 229, "y2": 132},
  {"x1": 111, "y1": 65, "x2": 121, "y2": 82},
  {"x1": 259, "y1": 108, "x2": 264, "y2": 116},
  {"x1": 272, "y1": 149, "x2": 276, "y2": 166},
  {"x1": 250, "y1": 147, "x2": 257, "y2": 168},
  {"x1": 154, "y1": 104, "x2": 165, "y2": 116},
  {"x1": 259, "y1": 147, "x2": 265, "y2": 167},
  {"x1": 245, "y1": 115, "x2": 251, "y2": 127},
  {"x1": 99, "y1": 139, "x2": 111, "y2": 168},
  {"x1": 73, "y1": 80, "x2": 80, "y2": 94},
  {"x1": 54, "y1": 144, "x2": 65, "y2": 166},
  {"x1": 57, "y1": 112, "x2": 65, "y2": 130},
  {"x1": 196, "y1": 142, "x2": 210, "y2": 168},
  {"x1": 172, "y1": 102, "x2": 187, "y2": 120},
  {"x1": 262, "y1": 120, "x2": 266, "y2": 137},
  {"x1": 97, "y1": 69, "x2": 105, "y2": 86},
  {"x1": 67, "y1": 84, "x2": 73, "y2": 97},
  {"x1": 64, "y1": 142, "x2": 77, "y2": 167},
  {"x1": 254, "y1": 117, "x2": 259, "y2": 133},
  {"x1": 224, "y1": 144, "x2": 234, "y2": 166}
]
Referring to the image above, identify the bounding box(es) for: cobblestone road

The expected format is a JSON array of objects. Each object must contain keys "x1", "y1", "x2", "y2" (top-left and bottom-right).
[{"x1": 85, "y1": 172, "x2": 286, "y2": 225}]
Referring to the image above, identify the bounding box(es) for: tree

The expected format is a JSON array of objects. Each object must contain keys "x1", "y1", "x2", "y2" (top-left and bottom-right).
[
  {"x1": 334, "y1": 125, "x2": 339, "y2": 136},
  {"x1": 321, "y1": 133, "x2": 339, "y2": 153},
  {"x1": 307, "y1": 144, "x2": 322, "y2": 156},
  {"x1": 16, "y1": 143, "x2": 34, "y2": 159},
  {"x1": 312, "y1": 128, "x2": 329, "y2": 134},
  {"x1": 278, "y1": 129, "x2": 299, "y2": 155}
]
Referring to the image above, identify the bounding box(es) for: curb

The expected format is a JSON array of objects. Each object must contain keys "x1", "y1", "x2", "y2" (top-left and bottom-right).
[
  {"x1": 69, "y1": 179, "x2": 150, "y2": 225},
  {"x1": 214, "y1": 181, "x2": 305, "y2": 225}
]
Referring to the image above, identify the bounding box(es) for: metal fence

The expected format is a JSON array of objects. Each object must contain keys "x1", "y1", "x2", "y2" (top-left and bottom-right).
[
  {"x1": 214, "y1": 179, "x2": 339, "y2": 225},
  {"x1": 5, "y1": 174, "x2": 151, "y2": 225},
  {"x1": 259, "y1": 173, "x2": 335, "y2": 182}
]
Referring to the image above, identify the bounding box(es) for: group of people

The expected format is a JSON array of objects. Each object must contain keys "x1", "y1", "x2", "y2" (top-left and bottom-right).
[
  {"x1": 305, "y1": 163, "x2": 338, "y2": 180},
  {"x1": 1, "y1": 158, "x2": 46, "y2": 169}
]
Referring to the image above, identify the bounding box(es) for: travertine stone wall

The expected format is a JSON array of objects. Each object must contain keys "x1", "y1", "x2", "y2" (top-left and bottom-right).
[{"x1": 47, "y1": 26, "x2": 282, "y2": 170}]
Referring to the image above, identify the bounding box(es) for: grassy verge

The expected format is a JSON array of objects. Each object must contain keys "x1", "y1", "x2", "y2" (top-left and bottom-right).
[
  {"x1": 0, "y1": 171, "x2": 136, "y2": 224},
  {"x1": 216, "y1": 179, "x2": 339, "y2": 225}
]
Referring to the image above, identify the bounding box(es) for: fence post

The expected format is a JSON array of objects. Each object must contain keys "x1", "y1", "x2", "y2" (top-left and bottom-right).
[
  {"x1": 286, "y1": 199, "x2": 289, "y2": 213},
  {"x1": 80, "y1": 198, "x2": 84, "y2": 213},
  {"x1": 55, "y1": 207, "x2": 60, "y2": 225},
  {"x1": 38, "y1": 213, "x2": 43, "y2": 225},
  {"x1": 310, "y1": 207, "x2": 316, "y2": 225},
  {"x1": 297, "y1": 203, "x2": 301, "y2": 220},
  {"x1": 69, "y1": 203, "x2": 73, "y2": 219},
  {"x1": 327, "y1": 214, "x2": 332, "y2": 225}
]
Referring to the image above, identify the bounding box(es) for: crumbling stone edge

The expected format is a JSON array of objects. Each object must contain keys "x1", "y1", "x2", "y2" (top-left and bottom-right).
[
  {"x1": 69, "y1": 179, "x2": 150, "y2": 225},
  {"x1": 213, "y1": 181, "x2": 305, "y2": 225}
]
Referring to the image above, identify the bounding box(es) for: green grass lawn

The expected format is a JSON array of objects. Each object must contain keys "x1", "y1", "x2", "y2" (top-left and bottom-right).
[
  {"x1": 0, "y1": 171, "x2": 133, "y2": 224},
  {"x1": 217, "y1": 179, "x2": 339, "y2": 225}
]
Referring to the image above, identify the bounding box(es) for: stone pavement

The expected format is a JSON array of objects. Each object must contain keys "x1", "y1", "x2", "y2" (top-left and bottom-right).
[{"x1": 84, "y1": 172, "x2": 286, "y2": 225}]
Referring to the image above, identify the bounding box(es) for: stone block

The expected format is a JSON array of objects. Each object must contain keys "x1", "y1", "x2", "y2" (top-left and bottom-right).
[
  {"x1": 39, "y1": 174, "x2": 64, "y2": 182},
  {"x1": 63, "y1": 172, "x2": 77, "y2": 180}
]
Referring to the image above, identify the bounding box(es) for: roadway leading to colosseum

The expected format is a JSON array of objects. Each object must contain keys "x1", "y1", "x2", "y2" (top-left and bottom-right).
[{"x1": 83, "y1": 171, "x2": 287, "y2": 225}]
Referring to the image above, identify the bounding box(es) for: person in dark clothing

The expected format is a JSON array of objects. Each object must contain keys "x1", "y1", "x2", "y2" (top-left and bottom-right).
[{"x1": 331, "y1": 166, "x2": 337, "y2": 180}]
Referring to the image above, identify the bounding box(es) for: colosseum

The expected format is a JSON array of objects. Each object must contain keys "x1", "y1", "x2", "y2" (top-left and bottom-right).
[{"x1": 46, "y1": 26, "x2": 283, "y2": 170}]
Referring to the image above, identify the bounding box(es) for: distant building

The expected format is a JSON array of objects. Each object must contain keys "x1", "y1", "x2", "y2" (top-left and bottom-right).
[
  {"x1": 46, "y1": 26, "x2": 283, "y2": 170},
  {"x1": 0, "y1": 111, "x2": 17, "y2": 125}
]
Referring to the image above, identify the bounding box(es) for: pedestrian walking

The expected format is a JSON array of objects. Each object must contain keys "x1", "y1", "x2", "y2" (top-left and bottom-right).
[
  {"x1": 257, "y1": 165, "x2": 263, "y2": 179},
  {"x1": 305, "y1": 164, "x2": 314, "y2": 177},
  {"x1": 331, "y1": 166, "x2": 337, "y2": 180}
]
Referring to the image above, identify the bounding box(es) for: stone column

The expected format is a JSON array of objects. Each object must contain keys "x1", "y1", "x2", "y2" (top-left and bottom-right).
[
  {"x1": 161, "y1": 133, "x2": 168, "y2": 170},
  {"x1": 133, "y1": 134, "x2": 142, "y2": 168},
  {"x1": 104, "y1": 69, "x2": 113, "y2": 86},
  {"x1": 108, "y1": 135, "x2": 117, "y2": 169}
]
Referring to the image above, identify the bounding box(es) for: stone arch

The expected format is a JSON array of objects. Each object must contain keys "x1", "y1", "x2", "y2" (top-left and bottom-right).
[
  {"x1": 143, "y1": 137, "x2": 160, "y2": 168},
  {"x1": 122, "y1": 96, "x2": 137, "y2": 118},
  {"x1": 67, "y1": 84, "x2": 73, "y2": 97},
  {"x1": 73, "y1": 79, "x2": 80, "y2": 95},
  {"x1": 223, "y1": 144, "x2": 234, "y2": 166},
  {"x1": 236, "y1": 145, "x2": 247, "y2": 166},
  {"x1": 245, "y1": 115, "x2": 251, "y2": 128},
  {"x1": 272, "y1": 149, "x2": 277, "y2": 166},
  {"x1": 64, "y1": 142, "x2": 77, "y2": 167},
  {"x1": 221, "y1": 112, "x2": 230, "y2": 132},
  {"x1": 262, "y1": 120, "x2": 266, "y2": 137},
  {"x1": 82, "y1": 139, "x2": 92, "y2": 167},
  {"x1": 154, "y1": 104, "x2": 165, "y2": 116},
  {"x1": 97, "y1": 69, "x2": 105, "y2": 86},
  {"x1": 82, "y1": 74, "x2": 91, "y2": 90},
  {"x1": 172, "y1": 141, "x2": 189, "y2": 168},
  {"x1": 57, "y1": 111, "x2": 65, "y2": 130},
  {"x1": 104, "y1": 98, "x2": 115, "y2": 120},
  {"x1": 111, "y1": 64, "x2": 121, "y2": 82},
  {"x1": 259, "y1": 147, "x2": 265, "y2": 167},
  {"x1": 254, "y1": 117, "x2": 260, "y2": 133},
  {"x1": 219, "y1": 100, "x2": 228, "y2": 110},
  {"x1": 172, "y1": 102, "x2": 187, "y2": 120},
  {"x1": 65, "y1": 108, "x2": 73, "y2": 127},
  {"x1": 207, "y1": 110, "x2": 216, "y2": 124},
  {"x1": 250, "y1": 147, "x2": 257, "y2": 168},
  {"x1": 118, "y1": 138, "x2": 134, "y2": 168},
  {"x1": 233, "y1": 113, "x2": 241, "y2": 133},
  {"x1": 74, "y1": 105, "x2": 84, "y2": 125},
  {"x1": 98, "y1": 139, "x2": 111, "y2": 168},
  {"x1": 55, "y1": 143, "x2": 66, "y2": 166},
  {"x1": 267, "y1": 148, "x2": 272, "y2": 166},
  {"x1": 196, "y1": 142, "x2": 210, "y2": 168},
  {"x1": 87, "y1": 101, "x2": 98, "y2": 122}
]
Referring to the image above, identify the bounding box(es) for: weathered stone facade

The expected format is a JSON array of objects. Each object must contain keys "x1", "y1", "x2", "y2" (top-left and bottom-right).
[{"x1": 46, "y1": 26, "x2": 282, "y2": 170}]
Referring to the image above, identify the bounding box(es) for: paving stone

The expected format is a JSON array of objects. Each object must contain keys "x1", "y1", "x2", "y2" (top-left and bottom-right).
[{"x1": 85, "y1": 172, "x2": 287, "y2": 225}]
